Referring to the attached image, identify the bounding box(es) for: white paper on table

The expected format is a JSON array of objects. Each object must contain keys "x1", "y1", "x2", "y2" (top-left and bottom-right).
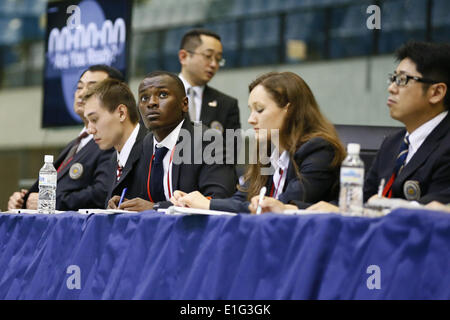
[
  {"x1": 165, "y1": 206, "x2": 237, "y2": 216},
  {"x1": 282, "y1": 209, "x2": 337, "y2": 215},
  {"x1": 78, "y1": 209, "x2": 137, "y2": 215},
  {"x1": 7, "y1": 209, "x2": 64, "y2": 214}
]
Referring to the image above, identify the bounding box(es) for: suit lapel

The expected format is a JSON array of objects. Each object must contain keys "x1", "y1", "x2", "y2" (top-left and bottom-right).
[
  {"x1": 200, "y1": 86, "x2": 216, "y2": 125},
  {"x1": 116, "y1": 125, "x2": 148, "y2": 185},
  {"x1": 106, "y1": 153, "x2": 119, "y2": 202},
  {"x1": 397, "y1": 113, "x2": 450, "y2": 183},
  {"x1": 57, "y1": 139, "x2": 94, "y2": 178},
  {"x1": 55, "y1": 138, "x2": 78, "y2": 169},
  {"x1": 170, "y1": 120, "x2": 193, "y2": 191}
]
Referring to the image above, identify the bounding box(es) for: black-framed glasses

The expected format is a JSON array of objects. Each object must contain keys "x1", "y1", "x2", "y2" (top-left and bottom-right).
[
  {"x1": 186, "y1": 50, "x2": 226, "y2": 67},
  {"x1": 387, "y1": 73, "x2": 439, "y2": 87}
]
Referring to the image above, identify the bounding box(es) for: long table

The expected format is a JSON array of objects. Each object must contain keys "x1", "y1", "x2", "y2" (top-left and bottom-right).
[{"x1": 0, "y1": 208, "x2": 448, "y2": 299}]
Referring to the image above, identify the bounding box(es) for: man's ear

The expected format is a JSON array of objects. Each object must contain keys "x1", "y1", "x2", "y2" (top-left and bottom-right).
[
  {"x1": 428, "y1": 82, "x2": 447, "y2": 105},
  {"x1": 116, "y1": 104, "x2": 128, "y2": 122},
  {"x1": 178, "y1": 49, "x2": 188, "y2": 65},
  {"x1": 181, "y1": 96, "x2": 189, "y2": 113}
]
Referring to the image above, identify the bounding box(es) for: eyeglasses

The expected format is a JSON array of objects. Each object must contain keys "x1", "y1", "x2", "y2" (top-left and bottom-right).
[
  {"x1": 387, "y1": 73, "x2": 438, "y2": 87},
  {"x1": 187, "y1": 50, "x2": 226, "y2": 67}
]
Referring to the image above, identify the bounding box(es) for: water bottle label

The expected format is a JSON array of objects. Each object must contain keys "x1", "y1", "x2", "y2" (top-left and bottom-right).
[
  {"x1": 39, "y1": 175, "x2": 57, "y2": 186},
  {"x1": 340, "y1": 168, "x2": 364, "y2": 184}
]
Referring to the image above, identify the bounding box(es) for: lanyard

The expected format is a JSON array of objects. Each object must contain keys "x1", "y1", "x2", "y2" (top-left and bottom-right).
[
  {"x1": 57, "y1": 156, "x2": 73, "y2": 173},
  {"x1": 269, "y1": 168, "x2": 284, "y2": 198},
  {"x1": 146, "y1": 146, "x2": 176, "y2": 202}
]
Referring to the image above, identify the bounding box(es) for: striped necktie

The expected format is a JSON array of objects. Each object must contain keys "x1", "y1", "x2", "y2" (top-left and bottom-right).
[
  {"x1": 382, "y1": 135, "x2": 410, "y2": 198},
  {"x1": 116, "y1": 160, "x2": 123, "y2": 182},
  {"x1": 187, "y1": 87, "x2": 197, "y2": 122}
]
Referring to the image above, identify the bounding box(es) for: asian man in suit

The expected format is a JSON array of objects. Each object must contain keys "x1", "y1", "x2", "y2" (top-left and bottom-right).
[
  {"x1": 178, "y1": 29, "x2": 241, "y2": 167},
  {"x1": 306, "y1": 41, "x2": 450, "y2": 214},
  {"x1": 82, "y1": 78, "x2": 148, "y2": 208},
  {"x1": 7, "y1": 65, "x2": 121, "y2": 211},
  {"x1": 108, "y1": 71, "x2": 236, "y2": 211}
]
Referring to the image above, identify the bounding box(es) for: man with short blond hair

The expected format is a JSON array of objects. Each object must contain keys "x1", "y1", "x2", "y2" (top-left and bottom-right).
[{"x1": 83, "y1": 78, "x2": 148, "y2": 207}]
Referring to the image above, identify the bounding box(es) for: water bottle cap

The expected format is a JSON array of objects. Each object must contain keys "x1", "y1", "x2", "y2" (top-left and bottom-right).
[
  {"x1": 347, "y1": 143, "x2": 360, "y2": 154},
  {"x1": 44, "y1": 155, "x2": 54, "y2": 163}
]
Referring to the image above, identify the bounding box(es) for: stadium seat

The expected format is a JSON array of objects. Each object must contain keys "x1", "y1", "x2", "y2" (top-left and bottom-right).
[
  {"x1": 240, "y1": 16, "x2": 280, "y2": 66},
  {"x1": 162, "y1": 27, "x2": 192, "y2": 73},
  {"x1": 379, "y1": 0, "x2": 427, "y2": 54},
  {"x1": 284, "y1": 10, "x2": 326, "y2": 62},
  {"x1": 329, "y1": 2, "x2": 374, "y2": 59},
  {"x1": 206, "y1": 0, "x2": 236, "y2": 19},
  {"x1": 335, "y1": 124, "x2": 401, "y2": 173},
  {"x1": 0, "y1": 18, "x2": 22, "y2": 45},
  {"x1": 202, "y1": 21, "x2": 239, "y2": 68},
  {"x1": 431, "y1": 0, "x2": 450, "y2": 42}
]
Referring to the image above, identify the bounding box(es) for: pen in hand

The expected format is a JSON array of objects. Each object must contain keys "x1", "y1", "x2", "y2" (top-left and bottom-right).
[
  {"x1": 256, "y1": 186, "x2": 267, "y2": 215},
  {"x1": 118, "y1": 187, "x2": 128, "y2": 208},
  {"x1": 377, "y1": 178, "x2": 385, "y2": 198}
]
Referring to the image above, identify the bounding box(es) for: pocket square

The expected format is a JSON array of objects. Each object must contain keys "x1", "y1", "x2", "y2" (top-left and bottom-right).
[{"x1": 208, "y1": 100, "x2": 218, "y2": 107}]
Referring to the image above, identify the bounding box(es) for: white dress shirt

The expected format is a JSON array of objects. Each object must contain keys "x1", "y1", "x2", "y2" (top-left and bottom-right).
[
  {"x1": 117, "y1": 123, "x2": 140, "y2": 168},
  {"x1": 405, "y1": 111, "x2": 448, "y2": 164},
  {"x1": 270, "y1": 150, "x2": 290, "y2": 199},
  {"x1": 153, "y1": 120, "x2": 184, "y2": 200},
  {"x1": 179, "y1": 73, "x2": 205, "y2": 122},
  {"x1": 77, "y1": 127, "x2": 93, "y2": 153}
]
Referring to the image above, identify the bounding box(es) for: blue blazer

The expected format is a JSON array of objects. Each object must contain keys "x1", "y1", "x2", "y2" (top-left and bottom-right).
[
  {"x1": 200, "y1": 85, "x2": 242, "y2": 165},
  {"x1": 104, "y1": 125, "x2": 148, "y2": 208},
  {"x1": 210, "y1": 137, "x2": 340, "y2": 213},
  {"x1": 25, "y1": 138, "x2": 114, "y2": 210},
  {"x1": 200, "y1": 85, "x2": 241, "y2": 132},
  {"x1": 139, "y1": 119, "x2": 237, "y2": 208},
  {"x1": 365, "y1": 112, "x2": 450, "y2": 204}
]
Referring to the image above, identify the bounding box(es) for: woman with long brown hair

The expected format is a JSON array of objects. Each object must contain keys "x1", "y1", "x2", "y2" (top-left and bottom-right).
[{"x1": 171, "y1": 71, "x2": 346, "y2": 213}]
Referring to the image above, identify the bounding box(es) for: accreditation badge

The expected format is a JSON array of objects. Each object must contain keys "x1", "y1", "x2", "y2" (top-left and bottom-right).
[
  {"x1": 69, "y1": 163, "x2": 84, "y2": 180},
  {"x1": 403, "y1": 180, "x2": 421, "y2": 201},
  {"x1": 210, "y1": 120, "x2": 224, "y2": 134}
]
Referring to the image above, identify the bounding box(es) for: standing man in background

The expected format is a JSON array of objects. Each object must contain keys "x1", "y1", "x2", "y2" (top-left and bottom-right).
[
  {"x1": 178, "y1": 29, "x2": 241, "y2": 166},
  {"x1": 7, "y1": 65, "x2": 122, "y2": 211}
]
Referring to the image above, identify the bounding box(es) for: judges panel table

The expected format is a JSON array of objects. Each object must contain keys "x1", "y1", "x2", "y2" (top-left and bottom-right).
[{"x1": 0, "y1": 208, "x2": 448, "y2": 299}]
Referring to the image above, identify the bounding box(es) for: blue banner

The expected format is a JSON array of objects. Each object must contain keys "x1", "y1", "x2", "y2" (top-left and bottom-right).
[{"x1": 42, "y1": 0, "x2": 132, "y2": 127}]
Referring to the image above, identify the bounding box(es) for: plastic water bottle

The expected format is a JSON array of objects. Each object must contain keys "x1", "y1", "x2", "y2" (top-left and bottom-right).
[
  {"x1": 339, "y1": 143, "x2": 364, "y2": 215},
  {"x1": 38, "y1": 155, "x2": 57, "y2": 214}
]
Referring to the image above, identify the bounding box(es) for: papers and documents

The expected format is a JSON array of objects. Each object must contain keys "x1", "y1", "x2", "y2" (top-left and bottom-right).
[
  {"x1": 366, "y1": 197, "x2": 423, "y2": 210},
  {"x1": 282, "y1": 209, "x2": 337, "y2": 215},
  {"x1": 78, "y1": 209, "x2": 137, "y2": 214},
  {"x1": 164, "y1": 206, "x2": 237, "y2": 216},
  {"x1": 6, "y1": 209, "x2": 64, "y2": 214}
]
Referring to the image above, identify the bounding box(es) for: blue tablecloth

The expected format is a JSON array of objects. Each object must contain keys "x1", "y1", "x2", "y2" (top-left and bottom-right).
[{"x1": 0, "y1": 208, "x2": 448, "y2": 299}]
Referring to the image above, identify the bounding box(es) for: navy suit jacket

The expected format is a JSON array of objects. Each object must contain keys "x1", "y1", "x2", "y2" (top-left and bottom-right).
[
  {"x1": 139, "y1": 119, "x2": 236, "y2": 208},
  {"x1": 25, "y1": 137, "x2": 114, "y2": 210},
  {"x1": 365, "y1": 112, "x2": 450, "y2": 204},
  {"x1": 104, "y1": 125, "x2": 148, "y2": 208},
  {"x1": 210, "y1": 137, "x2": 340, "y2": 213},
  {"x1": 200, "y1": 85, "x2": 242, "y2": 165},
  {"x1": 200, "y1": 85, "x2": 241, "y2": 131}
]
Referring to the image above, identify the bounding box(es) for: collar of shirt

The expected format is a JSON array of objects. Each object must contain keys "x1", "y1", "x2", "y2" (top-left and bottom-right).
[
  {"x1": 270, "y1": 150, "x2": 290, "y2": 199},
  {"x1": 270, "y1": 149, "x2": 290, "y2": 172},
  {"x1": 179, "y1": 73, "x2": 205, "y2": 121},
  {"x1": 178, "y1": 73, "x2": 205, "y2": 97},
  {"x1": 77, "y1": 127, "x2": 93, "y2": 153},
  {"x1": 152, "y1": 119, "x2": 185, "y2": 200},
  {"x1": 153, "y1": 119, "x2": 185, "y2": 153},
  {"x1": 117, "y1": 123, "x2": 140, "y2": 168},
  {"x1": 406, "y1": 110, "x2": 448, "y2": 164}
]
